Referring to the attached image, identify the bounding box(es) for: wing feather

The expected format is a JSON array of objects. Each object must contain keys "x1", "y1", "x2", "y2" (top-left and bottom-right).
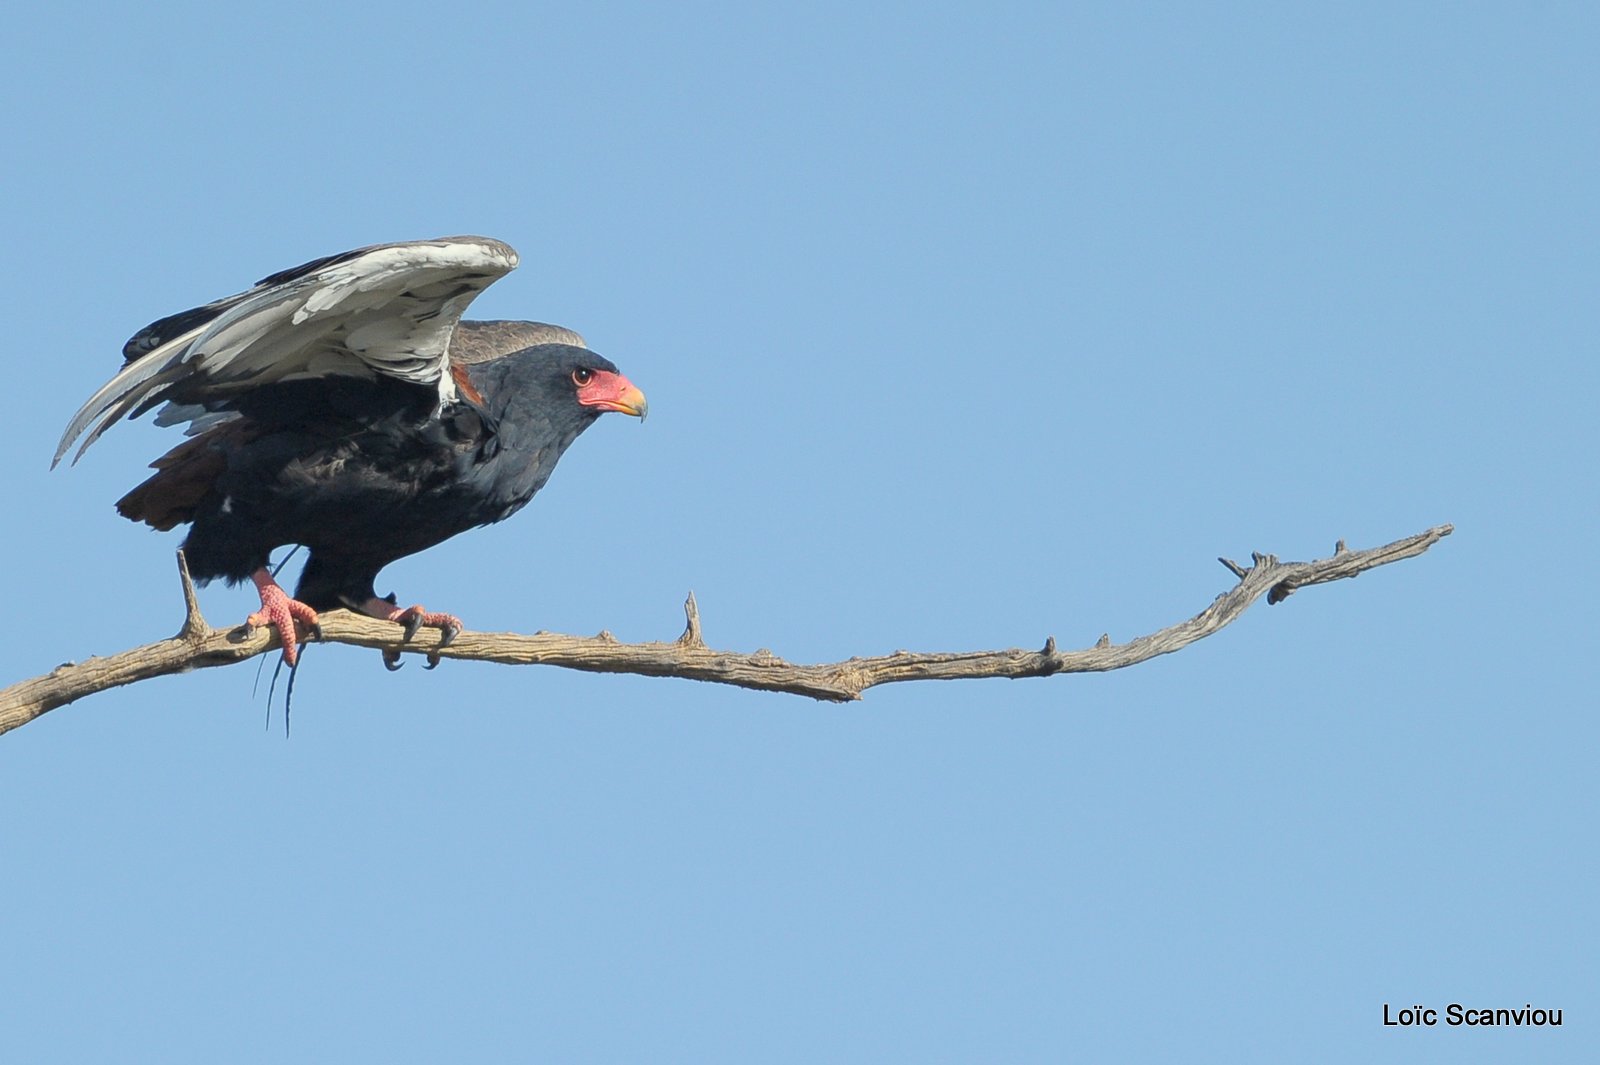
[{"x1": 55, "y1": 236, "x2": 519, "y2": 466}]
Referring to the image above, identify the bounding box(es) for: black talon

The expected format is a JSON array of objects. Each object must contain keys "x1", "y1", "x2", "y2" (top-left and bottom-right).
[
  {"x1": 382, "y1": 649, "x2": 404, "y2": 671},
  {"x1": 438, "y1": 624, "x2": 460, "y2": 650},
  {"x1": 400, "y1": 613, "x2": 423, "y2": 642},
  {"x1": 424, "y1": 653, "x2": 442, "y2": 670}
]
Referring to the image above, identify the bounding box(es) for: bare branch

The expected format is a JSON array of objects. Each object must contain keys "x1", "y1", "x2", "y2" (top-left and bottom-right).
[{"x1": 0, "y1": 525, "x2": 1453, "y2": 737}]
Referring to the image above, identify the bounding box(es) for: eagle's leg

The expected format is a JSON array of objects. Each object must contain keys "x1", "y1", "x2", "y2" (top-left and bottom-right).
[
  {"x1": 352, "y1": 596, "x2": 463, "y2": 670},
  {"x1": 245, "y1": 568, "x2": 322, "y2": 666}
]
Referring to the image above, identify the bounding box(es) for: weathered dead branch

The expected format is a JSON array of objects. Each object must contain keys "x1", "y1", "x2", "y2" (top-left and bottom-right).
[{"x1": 0, "y1": 524, "x2": 1452, "y2": 737}]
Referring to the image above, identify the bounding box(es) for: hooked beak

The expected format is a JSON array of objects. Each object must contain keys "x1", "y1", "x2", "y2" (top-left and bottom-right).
[
  {"x1": 578, "y1": 372, "x2": 649, "y2": 421},
  {"x1": 609, "y1": 382, "x2": 649, "y2": 421}
]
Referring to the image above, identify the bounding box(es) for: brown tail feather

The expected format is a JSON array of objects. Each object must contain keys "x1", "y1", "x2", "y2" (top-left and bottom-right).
[{"x1": 116, "y1": 420, "x2": 258, "y2": 531}]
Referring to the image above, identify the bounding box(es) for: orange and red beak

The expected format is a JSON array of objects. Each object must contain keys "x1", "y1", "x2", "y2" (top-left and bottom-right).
[{"x1": 577, "y1": 371, "x2": 648, "y2": 421}]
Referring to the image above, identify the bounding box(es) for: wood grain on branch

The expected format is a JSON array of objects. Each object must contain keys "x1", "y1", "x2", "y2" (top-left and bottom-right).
[{"x1": 0, "y1": 524, "x2": 1452, "y2": 737}]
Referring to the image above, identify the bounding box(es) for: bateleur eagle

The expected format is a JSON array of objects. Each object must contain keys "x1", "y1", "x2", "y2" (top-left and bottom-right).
[{"x1": 55, "y1": 236, "x2": 646, "y2": 667}]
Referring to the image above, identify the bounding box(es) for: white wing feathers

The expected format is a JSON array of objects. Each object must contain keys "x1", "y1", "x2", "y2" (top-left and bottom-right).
[{"x1": 54, "y1": 236, "x2": 519, "y2": 467}]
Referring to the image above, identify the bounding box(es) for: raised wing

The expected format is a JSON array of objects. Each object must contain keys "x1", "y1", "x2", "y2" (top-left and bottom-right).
[{"x1": 55, "y1": 236, "x2": 519, "y2": 467}]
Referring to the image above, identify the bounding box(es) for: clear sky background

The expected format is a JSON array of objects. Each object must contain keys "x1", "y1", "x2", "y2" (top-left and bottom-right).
[{"x1": 2, "y1": 3, "x2": 1593, "y2": 1062}]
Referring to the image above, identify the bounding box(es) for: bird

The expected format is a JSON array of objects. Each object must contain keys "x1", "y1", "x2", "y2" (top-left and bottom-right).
[{"x1": 55, "y1": 236, "x2": 647, "y2": 668}]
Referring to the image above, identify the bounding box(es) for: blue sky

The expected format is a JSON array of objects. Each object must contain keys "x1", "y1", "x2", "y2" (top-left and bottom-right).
[{"x1": 2, "y1": 3, "x2": 1594, "y2": 1062}]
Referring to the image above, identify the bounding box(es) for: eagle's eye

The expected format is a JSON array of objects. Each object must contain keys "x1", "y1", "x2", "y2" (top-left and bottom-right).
[{"x1": 571, "y1": 368, "x2": 594, "y2": 387}]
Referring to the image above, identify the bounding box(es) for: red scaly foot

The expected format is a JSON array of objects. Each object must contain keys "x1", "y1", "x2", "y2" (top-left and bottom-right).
[
  {"x1": 354, "y1": 596, "x2": 463, "y2": 670},
  {"x1": 245, "y1": 569, "x2": 322, "y2": 666}
]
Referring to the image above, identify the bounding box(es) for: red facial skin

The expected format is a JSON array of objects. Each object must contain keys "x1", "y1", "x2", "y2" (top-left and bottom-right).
[{"x1": 575, "y1": 370, "x2": 648, "y2": 419}]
